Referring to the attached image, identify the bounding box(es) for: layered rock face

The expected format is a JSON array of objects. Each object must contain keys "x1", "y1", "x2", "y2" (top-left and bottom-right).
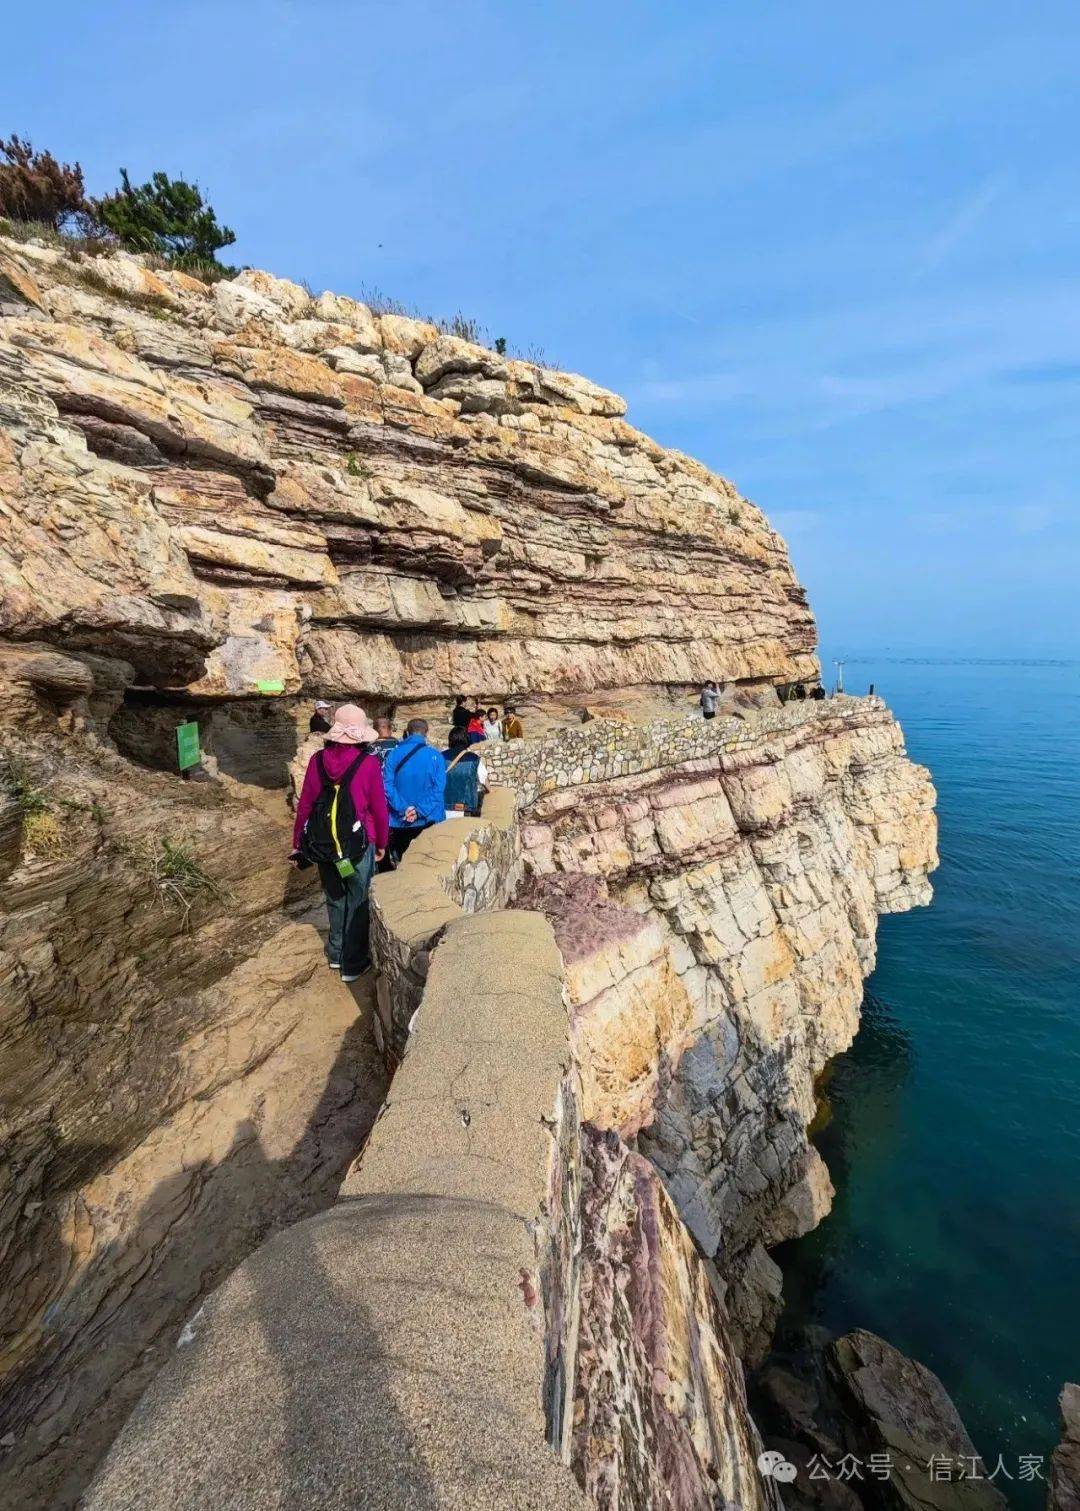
[
  {"x1": 0, "y1": 709, "x2": 386, "y2": 1504},
  {"x1": 2, "y1": 235, "x2": 942, "y2": 1509},
  {"x1": 1, "y1": 235, "x2": 815, "y2": 741},
  {"x1": 519, "y1": 701, "x2": 937, "y2": 1355}
]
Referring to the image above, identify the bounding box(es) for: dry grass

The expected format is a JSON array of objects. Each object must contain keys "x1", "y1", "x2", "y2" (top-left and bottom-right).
[
  {"x1": 126, "y1": 832, "x2": 228, "y2": 928},
  {"x1": 356, "y1": 283, "x2": 556, "y2": 366},
  {"x1": 0, "y1": 215, "x2": 111, "y2": 256},
  {"x1": 0, "y1": 217, "x2": 236, "y2": 286},
  {"x1": 22, "y1": 809, "x2": 63, "y2": 856},
  {"x1": 2, "y1": 753, "x2": 72, "y2": 858}
]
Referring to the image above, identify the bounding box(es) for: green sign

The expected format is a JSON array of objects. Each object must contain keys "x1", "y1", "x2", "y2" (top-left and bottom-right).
[
  {"x1": 256, "y1": 679, "x2": 285, "y2": 694},
  {"x1": 176, "y1": 721, "x2": 201, "y2": 771}
]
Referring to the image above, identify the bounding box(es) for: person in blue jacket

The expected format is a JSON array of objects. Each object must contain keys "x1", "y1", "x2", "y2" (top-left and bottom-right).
[{"x1": 382, "y1": 717, "x2": 446, "y2": 864}]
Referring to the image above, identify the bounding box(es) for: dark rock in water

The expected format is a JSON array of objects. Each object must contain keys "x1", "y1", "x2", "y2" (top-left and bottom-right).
[
  {"x1": 757, "y1": 1364, "x2": 822, "y2": 1441},
  {"x1": 827, "y1": 1330, "x2": 1006, "y2": 1510},
  {"x1": 1049, "y1": 1383, "x2": 1080, "y2": 1511},
  {"x1": 769, "y1": 1439, "x2": 865, "y2": 1510}
]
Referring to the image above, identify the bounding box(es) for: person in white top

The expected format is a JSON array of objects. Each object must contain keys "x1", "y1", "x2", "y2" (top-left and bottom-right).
[{"x1": 482, "y1": 706, "x2": 503, "y2": 741}]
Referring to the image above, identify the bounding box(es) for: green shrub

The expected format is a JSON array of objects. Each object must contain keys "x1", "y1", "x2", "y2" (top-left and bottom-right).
[
  {"x1": 96, "y1": 169, "x2": 235, "y2": 268},
  {"x1": 2, "y1": 754, "x2": 49, "y2": 815}
]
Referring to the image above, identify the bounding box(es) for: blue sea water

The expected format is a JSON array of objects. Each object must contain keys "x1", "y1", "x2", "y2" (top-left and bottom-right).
[{"x1": 776, "y1": 657, "x2": 1080, "y2": 1505}]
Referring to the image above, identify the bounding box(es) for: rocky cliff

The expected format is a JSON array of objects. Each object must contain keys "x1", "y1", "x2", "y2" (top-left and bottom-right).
[
  {"x1": 1, "y1": 234, "x2": 815, "y2": 753},
  {"x1": 514, "y1": 698, "x2": 936, "y2": 1357},
  {"x1": 1, "y1": 235, "x2": 941, "y2": 1509}
]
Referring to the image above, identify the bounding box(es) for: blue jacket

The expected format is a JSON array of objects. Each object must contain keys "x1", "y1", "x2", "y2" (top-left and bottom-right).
[{"x1": 382, "y1": 735, "x2": 446, "y2": 828}]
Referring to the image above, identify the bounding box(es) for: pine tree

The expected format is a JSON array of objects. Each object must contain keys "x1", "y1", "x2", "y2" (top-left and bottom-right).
[
  {"x1": 95, "y1": 170, "x2": 235, "y2": 266},
  {"x1": 0, "y1": 135, "x2": 92, "y2": 229}
]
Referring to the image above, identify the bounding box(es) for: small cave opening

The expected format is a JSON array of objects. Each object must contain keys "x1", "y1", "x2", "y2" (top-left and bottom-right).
[{"x1": 110, "y1": 690, "x2": 304, "y2": 790}]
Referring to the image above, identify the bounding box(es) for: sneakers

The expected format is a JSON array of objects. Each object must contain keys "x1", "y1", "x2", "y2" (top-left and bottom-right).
[
  {"x1": 329, "y1": 962, "x2": 341, "y2": 971},
  {"x1": 340, "y1": 972, "x2": 362, "y2": 983}
]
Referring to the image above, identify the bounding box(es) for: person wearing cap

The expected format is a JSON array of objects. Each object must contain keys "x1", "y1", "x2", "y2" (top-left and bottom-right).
[
  {"x1": 501, "y1": 705, "x2": 523, "y2": 740},
  {"x1": 290, "y1": 704, "x2": 389, "y2": 982},
  {"x1": 309, "y1": 699, "x2": 332, "y2": 734}
]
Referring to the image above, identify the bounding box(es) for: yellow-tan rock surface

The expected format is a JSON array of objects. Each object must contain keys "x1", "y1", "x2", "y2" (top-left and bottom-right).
[{"x1": 1, "y1": 237, "x2": 817, "y2": 716}]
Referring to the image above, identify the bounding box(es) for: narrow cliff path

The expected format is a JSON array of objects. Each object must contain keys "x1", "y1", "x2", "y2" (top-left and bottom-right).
[{"x1": 3, "y1": 788, "x2": 389, "y2": 1511}]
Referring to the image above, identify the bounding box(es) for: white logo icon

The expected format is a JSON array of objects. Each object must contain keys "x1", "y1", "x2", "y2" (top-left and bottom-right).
[{"x1": 757, "y1": 1449, "x2": 798, "y2": 1483}]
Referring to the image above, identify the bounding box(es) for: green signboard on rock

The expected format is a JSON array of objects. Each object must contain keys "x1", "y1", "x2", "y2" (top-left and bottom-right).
[{"x1": 176, "y1": 721, "x2": 201, "y2": 772}]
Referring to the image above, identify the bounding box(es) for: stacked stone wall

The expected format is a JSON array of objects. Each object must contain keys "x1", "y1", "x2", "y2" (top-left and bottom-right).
[{"x1": 484, "y1": 695, "x2": 883, "y2": 808}]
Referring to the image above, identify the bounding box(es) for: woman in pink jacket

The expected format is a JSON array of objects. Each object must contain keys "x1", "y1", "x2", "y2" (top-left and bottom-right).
[{"x1": 290, "y1": 704, "x2": 389, "y2": 982}]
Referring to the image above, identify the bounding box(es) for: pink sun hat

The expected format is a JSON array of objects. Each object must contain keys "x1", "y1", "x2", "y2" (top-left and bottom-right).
[{"x1": 326, "y1": 703, "x2": 379, "y2": 744}]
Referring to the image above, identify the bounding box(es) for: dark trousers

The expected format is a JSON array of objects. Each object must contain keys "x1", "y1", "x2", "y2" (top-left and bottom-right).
[
  {"x1": 317, "y1": 845, "x2": 375, "y2": 974},
  {"x1": 703, "y1": 709, "x2": 716, "y2": 719},
  {"x1": 389, "y1": 823, "x2": 432, "y2": 866}
]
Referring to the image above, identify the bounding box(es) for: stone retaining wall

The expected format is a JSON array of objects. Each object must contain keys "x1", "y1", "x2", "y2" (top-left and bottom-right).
[
  {"x1": 85, "y1": 908, "x2": 587, "y2": 1511},
  {"x1": 483, "y1": 695, "x2": 880, "y2": 808},
  {"x1": 86, "y1": 696, "x2": 914, "y2": 1510},
  {"x1": 368, "y1": 786, "x2": 521, "y2": 1064}
]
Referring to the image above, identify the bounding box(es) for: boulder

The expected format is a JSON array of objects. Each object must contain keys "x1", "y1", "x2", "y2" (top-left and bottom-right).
[
  {"x1": 828, "y1": 1330, "x2": 1006, "y2": 1510},
  {"x1": 1050, "y1": 1384, "x2": 1080, "y2": 1511}
]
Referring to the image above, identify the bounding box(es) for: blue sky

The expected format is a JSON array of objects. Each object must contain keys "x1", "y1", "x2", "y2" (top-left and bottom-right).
[{"x1": 10, "y1": 0, "x2": 1080, "y2": 656}]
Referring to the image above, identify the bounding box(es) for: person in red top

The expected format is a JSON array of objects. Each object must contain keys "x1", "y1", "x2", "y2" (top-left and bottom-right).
[
  {"x1": 290, "y1": 703, "x2": 389, "y2": 982},
  {"x1": 466, "y1": 709, "x2": 486, "y2": 743}
]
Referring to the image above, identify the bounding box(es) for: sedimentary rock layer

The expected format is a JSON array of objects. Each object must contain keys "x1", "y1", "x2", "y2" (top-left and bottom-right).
[
  {"x1": 0, "y1": 723, "x2": 387, "y2": 1506},
  {"x1": 519, "y1": 699, "x2": 937, "y2": 1354},
  {"x1": 1, "y1": 237, "x2": 816, "y2": 711}
]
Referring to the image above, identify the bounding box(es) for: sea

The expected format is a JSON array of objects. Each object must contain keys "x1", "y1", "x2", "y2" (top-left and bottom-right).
[{"x1": 774, "y1": 656, "x2": 1080, "y2": 1507}]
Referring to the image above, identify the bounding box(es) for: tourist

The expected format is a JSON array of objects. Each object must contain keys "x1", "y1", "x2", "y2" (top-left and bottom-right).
[
  {"x1": 450, "y1": 694, "x2": 471, "y2": 731},
  {"x1": 501, "y1": 705, "x2": 524, "y2": 740},
  {"x1": 482, "y1": 706, "x2": 502, "y2": 741},
  {"x1": 442, "y1": 726, "x2": 488, "y2": 817},
  {"x1": 290, "y1": 704, "x2": 388, "y2": 983},
  {"x1": 372, "y1": 715, "x2": 399, "y2": 767},
  {"x1": 466, "y1": 709, "x2": 486, "y2": 743},
  {"x1": 382, "y1": 718, "x2": 447, "y2": 863},
  {"x1": 700, "y1": 681, "x2": 719, "y2": 719},
  {"x1": 309, "y1": 699, "x2": 332, "y2": 734},
  {"x1": 810, "y1": 684, "x2": 826, "y2": 701}
]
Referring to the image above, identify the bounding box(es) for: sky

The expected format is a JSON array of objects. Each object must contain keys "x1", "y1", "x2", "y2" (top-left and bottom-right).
[{"x1": 9, "y1": 0, "x2": 1080, "y2": 657}]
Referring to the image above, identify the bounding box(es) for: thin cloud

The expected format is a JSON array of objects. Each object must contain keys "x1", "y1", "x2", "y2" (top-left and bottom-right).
[{"x1": 916, "y1": 174, "x2": 1010, "y2": 274}]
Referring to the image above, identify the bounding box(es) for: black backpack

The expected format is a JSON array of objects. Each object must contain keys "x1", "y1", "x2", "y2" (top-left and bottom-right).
[{"x1": 301, "y1": 749, "x2": 373, "y2": 865}]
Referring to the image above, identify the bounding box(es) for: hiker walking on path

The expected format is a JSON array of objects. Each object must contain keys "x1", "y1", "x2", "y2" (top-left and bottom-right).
[
  {"x1": 450, "y1": 695, "x2": 471, "y2": 732},
  {"x1": 309, "y1": 699, "x2": 332, "y2": 734},
  {"x1": 382, "y1": 718, "x2": 446, "y2": 864},
  {"x1": 482, "y1": 706, "x2": 502, "y2": 741},
  {"x1": 501, "y1": 705, "x2": 523, "y2": 740},
  {"x1": 700, "y1": 681, "x2": 720, "y2": 719},
  {"x1": 290, "y1": 704, "x2": 388, "y2": 982},
  {"x1": 442, "y1": 726, "x2": 488, "y2": 817}
]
